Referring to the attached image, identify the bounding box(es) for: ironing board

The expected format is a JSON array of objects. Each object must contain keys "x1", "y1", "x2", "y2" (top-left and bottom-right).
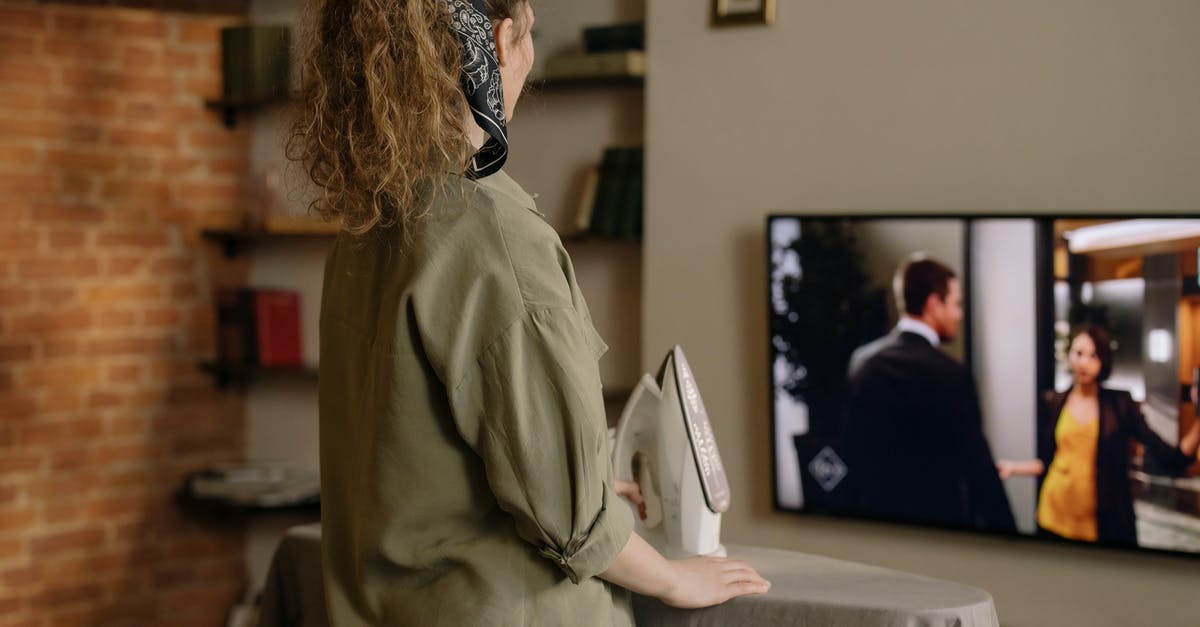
[
  {"x1": 631, "y1": 543, "x2": 998, "y2": 626},
  {"x1": 258, "y1": 525, "x2": 998, "y2": 627}
]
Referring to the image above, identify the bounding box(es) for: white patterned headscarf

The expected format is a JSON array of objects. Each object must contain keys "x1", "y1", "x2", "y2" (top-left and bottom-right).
[{"x1": 445, "y1": 0, "x2": 508, "y2": 179}]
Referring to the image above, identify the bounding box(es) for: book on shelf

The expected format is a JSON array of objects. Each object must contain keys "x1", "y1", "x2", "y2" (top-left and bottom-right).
[
  {"x1": 263, "y1": 214, "x2": 341, "y2": 235},
  {"x1": 255, "y1": 289, "x2": 303, "y2": 366},
  {"x1": 543, "y1": 49, "x2": 646, "y2": 81},
  {"x1": 186, "y1": 463, "x2": 319, "y2": 508},
  {"x1": 582, "y1": 22, "x2": 644, "y2": 53},
  {"x1": 574, "y1": 145, "x2": 643, "y2": 241},
  {"x1": 215, "y1": 287, "x2": 304, "y2": 368},
  {"x1": 575, "y1": 166, "x2": 600, "y2": 235}
]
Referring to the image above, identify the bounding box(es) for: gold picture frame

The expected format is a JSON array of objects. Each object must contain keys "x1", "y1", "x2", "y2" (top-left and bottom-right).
[{"x1": 712, "y1": 0, "x2": 776, "y2": 26}]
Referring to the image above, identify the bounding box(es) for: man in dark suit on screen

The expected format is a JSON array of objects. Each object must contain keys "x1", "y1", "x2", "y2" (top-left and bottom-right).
[{"x1": 845, "y1": 254, "x2": 1015, "y2": 532}]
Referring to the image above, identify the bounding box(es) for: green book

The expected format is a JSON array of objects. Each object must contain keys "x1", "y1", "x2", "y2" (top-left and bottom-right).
[
  {"x1": 589, "y1": 147, "x2": 628, "y2": 238},
  {"x1": 617, "y1": 147, "x2": 643, "y2": 240}
]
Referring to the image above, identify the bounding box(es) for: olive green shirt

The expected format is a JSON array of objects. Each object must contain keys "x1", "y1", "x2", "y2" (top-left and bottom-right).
[{"x1": 318, "y1": 170, "x2": 635, "y2": 626}]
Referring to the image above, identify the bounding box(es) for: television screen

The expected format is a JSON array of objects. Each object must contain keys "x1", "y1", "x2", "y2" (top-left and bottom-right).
[{"x1": 768, "y1": 215, "x2": 1200, "y2": 557}]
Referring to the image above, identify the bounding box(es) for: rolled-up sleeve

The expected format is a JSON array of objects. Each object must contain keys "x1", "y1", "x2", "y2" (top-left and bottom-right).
[{"x1": 450, "y1": 306, "x2": 634, "y2": 584}]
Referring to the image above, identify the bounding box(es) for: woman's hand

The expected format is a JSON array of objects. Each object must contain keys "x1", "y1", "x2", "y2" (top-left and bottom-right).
[
  {"x1": 659, "y1": 556, "x2": 771, "y2": 609},
  {"x1": 614, "y1": 479, "x2": 647, "y2": 520}
]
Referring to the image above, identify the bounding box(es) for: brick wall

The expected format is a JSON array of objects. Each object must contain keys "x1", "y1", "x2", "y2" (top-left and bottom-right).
[{"x1": 1, "y1": 2, "x2": 255, "y2": 625}]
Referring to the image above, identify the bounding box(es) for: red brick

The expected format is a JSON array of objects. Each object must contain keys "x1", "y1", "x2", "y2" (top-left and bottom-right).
[
  {"x1": 44, "y1": 93, "x2": 121, "y2": 119},
  {"x1": 83, "y1": 283, "x2": 162, "y2": 303},
  {"x1": 171, "y1": 280, "x2": 200, "y2": 300},
  {"x1": 125, "y1": 100, "x2": 161, "y2": 122},
  {"x1": 31, "y1": 203, "x2": 105, "y2": 222},
  {"x1": 144, "y1": 307, "x2": 182, "y2": 327},
  {"x1": 108, "y1": 128, "x2": 176, "y2": 150},
  {"x1": 0, "y1": 144, "x2": 39, "y2": 166},
  {"x1": 164, "y1": 50, "x2": 200, "y2": 71},
  {"x1": 21, "y1": 418, "x2": 104, "y2": 446},
  {"x1": 41, "y1": 500, "x2": 87, "y2": 526},
  {"x1": 0, "y1": 509, "x2": 35, "y2": 532},
  {"x1": 0, "y1": 32, "x2": 36, "y2": 55},
  {"x1": 101, "y1": 181, "x2": 173, "y2": 210},
  {"x1": 0, "y1": 173, "x2": 54, "y2": 195},
  {"x1": 43, "y1": 37, "x2": 118, "y2": 64},
  {"x1": 0, "y1": 118, "x2": 64, "y2": 141},
  {"x1": 61, "y1": 173, "x2": 97, "y2": 196},
  {"x1": 42, "y1": 339, "x2": 80, "y2": 359},
  {"x1": 114, "y1": 15, "x2": 166, "y2": 38},
  {"x1": 106, "y1": 255, "x2": 145, "y2": 275},
  {"x1": 41, "y1": 390, "x2": 83, "y2": 413},
  {"x1": 49, "y1": 448, "x2": 92, "y2": 472},
  {"x1": 50, "y1": 12, "x2": 111, "y2": 35},
  {"x1": 2, "y1": 564, "x2": 41, "y2": 588},
  {"x1": 16, "y1": 257, "x2": 100, "y2": 280},
  {"x1": 45, "y1": 149, "x2": 120, "y2": 174},
  {"x1": 0, "y1": 343, "x2": 34, "y2": 363},
  {"x1": 87, "y1": 390, "x2": 123, "y2": 409},
  {"x1": 47, "y1": 228, "x2": 88, "y2": 250},
  {"x1": 125, "y1": 154, "x2": 157, "y2": 175},
  {"x1": 0, "y1": 89, "x2": 44, "y2": 110},
  {"x1": 0, "y1": 288, "x2": 32, "y2": 307},
  {"x1": 108, "y1": 416, "x2": 148, "y2": 438},
  {"x1": 97, "y1": 308, "x2": 139, "y2": 328},
  {"x1": 8, "y1": 308, "x2": 92, "y2": 334},
  {"x1": 177, "y1": 20, "x2": 221, "y2": 45},
  {"x1": 114, "y1": 73, "x2": 175, "y2": 98},
  {"x1": 38, "y1": 287, "x2": 76, "y2": 306},
  {"x1": 206, "y1": 157, "x2": 248, "y2": 177},
  {"x1": 121, "y1": 45, "x2": 161, "y2": 68},
  {"x1": 162, "y1": 157, "x2": 201, "y2": 176},
  {"x1": 21, "y1": 364, "x2": 99, "y2": 388},
  {"x1": 149, "y1": 256, "x2": 195, "y2": 274},
  {"x1": 0, "y1": 229, "x2": 39, "y2": 253},
  {"x1": 0, "y1": 7, "x2": 45, "y2": 30},
  {"x1": 65, "y1": 123, "x2": 103, "y2": 144},
  {"x1": 0, "y1": 64, "x2": 55, "y2": 88},
  {"x1": 86, "y1": 336, "x2": 170, "y2": 357},
  {"x1": 95, "y1": 228, "x2": 170, "y2": 248},
  {"x1": 58, "y1": 67, "x2": 123, "y2": 91},
  {"x1": 0, "y1": 452, "x2": 40, "y2": 474},
  {"x1": 178, "y1": 182, "x2": 238, "y2": 202},
  {"x1": 0, "y1": 537, "x2": 23, "y2": 561},
  {"x1": 0, "y1": 31, "x2": 34, "y2": 54},
  {"x1": 30, "y1": 583, "x2": 102, "y2": 609},
  {"x1": 108, "y1": 364, "x2": 142, "y2": 383},
  {"x1": 0, "y1": 396, "x2": 36, "y2": 421}
]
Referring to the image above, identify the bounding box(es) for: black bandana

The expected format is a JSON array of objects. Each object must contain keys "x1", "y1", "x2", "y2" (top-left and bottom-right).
[{"x1": 445, "y1": 0, "x2": 508, "y2": 179}]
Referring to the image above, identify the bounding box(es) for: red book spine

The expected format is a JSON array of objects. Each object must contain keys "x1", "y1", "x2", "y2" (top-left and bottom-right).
[{"x1": 254, "y1": 289, "x2": 302, "y2": 366}]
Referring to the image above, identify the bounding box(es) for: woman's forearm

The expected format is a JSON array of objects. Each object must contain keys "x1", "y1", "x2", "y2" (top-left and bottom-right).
[{"x1": 598, "y1": 532, "x2": 678, "y2": 598}]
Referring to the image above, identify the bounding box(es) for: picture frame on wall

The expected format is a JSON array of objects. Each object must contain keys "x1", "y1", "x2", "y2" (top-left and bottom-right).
[{"x1": 712, "y1": 0, "x2": 776, "y2": 26}]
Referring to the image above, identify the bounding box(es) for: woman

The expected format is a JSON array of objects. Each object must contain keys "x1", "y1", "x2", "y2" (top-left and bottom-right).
[
  {"x1": 290, "y1": 1, "x2": 769, "y2": 624},
  {"x1": 998, "y1": 325, "x2": 1200, "y2": 545}
]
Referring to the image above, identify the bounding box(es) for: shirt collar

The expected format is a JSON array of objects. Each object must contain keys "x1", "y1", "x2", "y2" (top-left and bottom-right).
[{"x1": 896, "y1": 316, "x2": 940, "y2": 347}]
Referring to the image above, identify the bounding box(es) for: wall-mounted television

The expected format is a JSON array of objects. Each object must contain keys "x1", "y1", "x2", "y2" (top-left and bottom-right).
[{"x1": 768, "y1": 215, "x2": 1200, "y2": 557}]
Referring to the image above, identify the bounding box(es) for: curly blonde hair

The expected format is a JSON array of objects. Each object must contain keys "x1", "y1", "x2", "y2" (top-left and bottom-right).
[{"x1": 289, "y1": 0, "x2": 529, "y2": 236}]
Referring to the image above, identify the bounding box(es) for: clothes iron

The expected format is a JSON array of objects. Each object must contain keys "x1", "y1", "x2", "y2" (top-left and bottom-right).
[{"x1": 610, "y1": 346, "x2": 731, "y2": 559}]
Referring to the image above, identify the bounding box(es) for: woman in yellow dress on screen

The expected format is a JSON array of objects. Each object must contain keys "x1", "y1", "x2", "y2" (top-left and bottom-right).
[{"x1": 998, "y1": 325, "x2": 1200, "y2": 546}]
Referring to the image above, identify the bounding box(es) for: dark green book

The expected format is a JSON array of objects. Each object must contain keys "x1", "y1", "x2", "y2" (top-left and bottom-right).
[
  {"x1": 618, "y1": 147, "x2": 643, "y2": 240},
  {"x1": 589, "y1": 147, "x2": 629, "y2": 238}
]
